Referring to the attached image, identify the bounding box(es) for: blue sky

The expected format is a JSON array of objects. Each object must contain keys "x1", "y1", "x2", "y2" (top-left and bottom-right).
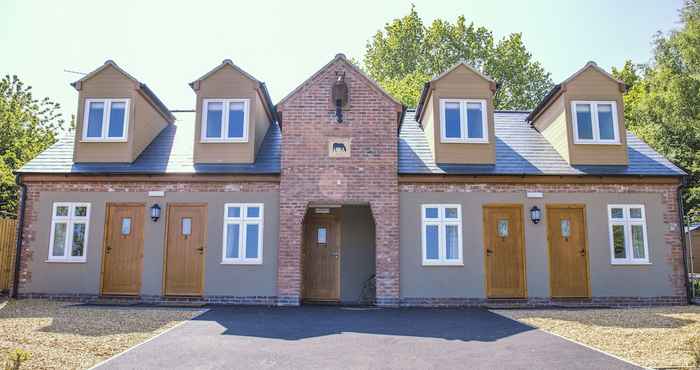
[{"x1": 0, "y1": 0, "x2": 683, "y2": 119}]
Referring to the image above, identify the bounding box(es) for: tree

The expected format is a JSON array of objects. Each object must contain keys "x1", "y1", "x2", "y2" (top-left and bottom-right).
[
  {"x1": 612, "y1": 0, "x2": 700, "y2": 221},
  {"x1": 0, "y1": 75, "x2": 64, "y2": 216},
  {"x1": 362, "y1": 6, "x2": 553, "y2": 109}
]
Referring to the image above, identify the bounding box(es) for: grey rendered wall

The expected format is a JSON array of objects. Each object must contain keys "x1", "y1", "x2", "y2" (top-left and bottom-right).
[
  {"x1": 24, "y1": 190, "x2": 279, "y2": 297},
  {"x1": 400, "y1": 191, "x2": 673, "y2": 299},
  {"x1": 339, "y1": 206, "x2": 376, "y2": 302}
]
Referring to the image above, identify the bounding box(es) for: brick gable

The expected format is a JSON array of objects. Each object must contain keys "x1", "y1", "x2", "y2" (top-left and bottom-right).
[{"x1": 277, "y1": 56, "x2": 403, "y2": 306}]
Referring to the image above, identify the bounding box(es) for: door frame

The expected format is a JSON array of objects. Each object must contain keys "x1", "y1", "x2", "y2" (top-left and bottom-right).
[
  {"x1": 482, "y1": 203, "x2": 527, "y2": 299},
  {"x1": 545, "y1": 203, "x2": 591, "y2": 298},
  {"x1": 99, "y1": 202, "x2": 146, "y2": 296},
  {"x1": 302, "y1": 210, "x2": 342, "y2": 302},
  {"x1": 161, "y1": 203, "x2": 208, "y2": 297}
]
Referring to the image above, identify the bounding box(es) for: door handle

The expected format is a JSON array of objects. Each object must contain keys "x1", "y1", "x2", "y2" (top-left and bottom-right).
[
  {"x1": 330, "y1": 252, "x2": 339, "y2": 257},
  {"x1": 106, "y1": 245, "x2": 112, "y2": 254},
  {"x1": 196, "y1": 247, "x2": 204, "y2": 254},
  {"x1": 486, "y1": 249, "x2": 493, "y2": 256},
  {"x1": 579, "y1": 249, "x2": 586, "y2": 256}
]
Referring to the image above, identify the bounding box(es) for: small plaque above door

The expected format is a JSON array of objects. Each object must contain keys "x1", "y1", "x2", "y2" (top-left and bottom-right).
[{"x1": 328, "y1": 138, "x2": 351, "y2": 158}]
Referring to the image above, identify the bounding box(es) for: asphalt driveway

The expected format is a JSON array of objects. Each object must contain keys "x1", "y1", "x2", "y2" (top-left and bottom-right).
[{"x1": 96, "y1": 306, "x2": 640, "y2": 370}]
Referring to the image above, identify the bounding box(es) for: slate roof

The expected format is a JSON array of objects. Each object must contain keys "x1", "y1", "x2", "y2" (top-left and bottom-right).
[
  {"x1": 398, "y1": 109, "x2": 685, "y2": 176},
  {"x1": 18, "y1": 111, "x2": 280, "y2": 174}
]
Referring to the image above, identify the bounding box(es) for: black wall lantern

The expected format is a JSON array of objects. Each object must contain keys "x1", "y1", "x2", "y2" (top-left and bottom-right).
[
  {"x1": 150, "y1": 204, "x2": 161, "y2": 222},
  {"x1": 332, "y1": 72, "x2": 348, "y2": 123},
  {"x1": 529, "y1": 206, "x2": 542, "y2": 224}
]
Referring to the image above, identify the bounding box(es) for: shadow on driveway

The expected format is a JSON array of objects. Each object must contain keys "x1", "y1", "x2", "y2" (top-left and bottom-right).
[{"x1": 97, "y1": 306, "x2": 641, "y2": 370}]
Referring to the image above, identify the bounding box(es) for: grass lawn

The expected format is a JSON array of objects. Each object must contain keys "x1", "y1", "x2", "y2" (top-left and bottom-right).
[
  {"x1": 0, "y1": 299, "x2": 204, "y2": 369},
  {"x1": 494, "y1": 306, "x2": 700, "y2": 369}
]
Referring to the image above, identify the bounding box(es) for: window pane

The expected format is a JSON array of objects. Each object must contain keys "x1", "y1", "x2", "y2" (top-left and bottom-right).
[
  {"x1": 74, "y1": 206, "x2": 87, "y2": 217},
  {"x1": 181, "y1": 218, "x2": 192, "y2": 236},
  {"x1": 561, "y1": 219, "x2": 571, "y2": 238},
  {"x1": 205, "y1": 102, "x2": 223, "y2": 138},
  {"x1": 245, "y1": 224, "x2": 259, "y2": 258},
  {"x1": 227, "y1": 102, "x2": 245, "y2": 138},
  {"x1": 71, "y1": 223, "x2": 86, "y2": 257},
  {"x1": 227, "y1": 206, "x2": 241, "y2": 218},
  {"x1": 444, "y1": 207, "x2": 458, "y2": 219},
  {"x1": 597, "y1": 104, "x2": 615, "y2": 140},
  {"x1": 610, "y1": 208, "x2": 624, "y2": 219},
  {"x1": 86, "y1": 102, "x2": 104, "y2": 138},
  {"x1": 466, "y1": 103, "x2": 484, "y2": 139},
  {"x1": 425, "y1": 207, "x2": 439, "y2": 219},
  {"x1": 225, "y1": 223, "x2": 240, "y2": 258},
  {"x1": 52, "y1": 223, "x2": 67, "y2": 256},
  {"x1": 629, "y1": 208, "x2": 643, "y2": 219},
  {"x1": 498, "y1": 219, "x2": 509, "y2": 238},
  {"x1": 575, "y1": 104, "x2": 593, "y2": 140},
  {"x1": 444, "y1": 102, "x2": 462, "y2": 138},
  {"x1": 317, "y1": 227, "x2": 327, "y2": 244},
  {"x1": 246, "y1": 206, "x2": 260, "y2": 218},
  {"x1": 612, "y1": 224, "x2": 626, "y2": 259},
  {"x1": 446, "y1": 225, "x2": 459, "y2": 260},
  {"x1": 121, "y1": 218, "x2": 131, "y2": 236},
  {"x1": 108, "y1": 101, "x2": 126, "y2": 138},
  {"x1": 55, "y1": 206, "x2": 69, "y2": 217},
  {"x1": 425, "y1": 225, "x2": 439, "y2": 260},
  {"x1": 631, "y1": 224, "x2": 646, "y2": 259}
]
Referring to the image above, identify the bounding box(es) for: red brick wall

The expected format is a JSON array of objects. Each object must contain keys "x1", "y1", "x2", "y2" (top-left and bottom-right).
[
  {"x1": 400, "y1": 181, "x2": 687, "y2": 299},
  {"x1": 277, "y1": 57, "x2": 402, "y2": 306},
  {"x1": 14, "y1": 179, "x2": 279, "y2": 292}
]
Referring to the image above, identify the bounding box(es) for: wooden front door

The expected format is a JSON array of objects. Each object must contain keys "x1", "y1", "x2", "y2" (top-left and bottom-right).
[
  {"x1": 164, "y1": 204, "x2": 207, "y2": 296},
  {"x1": 101, "y1": 203, "x2": 145, "y2": 295},
  {"x1": 483, "y1": 205, "x2": 526, "y2": 298},
  {"x1": 303, "y1": 213, "x2": 340, "y2": 301},
  {"x1": 547, "y1": 205, "x2": 590, "y2": 298}
]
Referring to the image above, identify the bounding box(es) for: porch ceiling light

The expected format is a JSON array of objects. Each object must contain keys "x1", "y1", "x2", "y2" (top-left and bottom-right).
[
  {"x1": 530, "y1": 206, "x2": 542, "y2": 224},
  {"x1": 150, "y1": 204, "x2": 161, "y2": 222}
]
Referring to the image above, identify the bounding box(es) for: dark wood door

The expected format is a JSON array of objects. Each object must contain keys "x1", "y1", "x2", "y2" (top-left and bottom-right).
[
  {"x1": 164, "y1": 204, "x2": 207, "y2": 296},
  {"x1": 483, "y1": 205, "x2": 526, "y2": 298},
  {"x1": 102, "y1": 204, "x2": 145, "y2": 295},
  {"x1": 303, "y1": 214, "x2": 340, "y2": 301},
  {"x1": 547, "y1": 205, "x2": 590, "y2": 298}
]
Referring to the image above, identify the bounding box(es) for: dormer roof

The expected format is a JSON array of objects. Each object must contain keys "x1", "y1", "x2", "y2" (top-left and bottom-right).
[{"x1": 71, "y1": 60, "x2": 175, "y2": 123}]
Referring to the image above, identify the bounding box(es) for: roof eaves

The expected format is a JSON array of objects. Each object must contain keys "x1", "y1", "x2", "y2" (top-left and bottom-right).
[
  {"x1": 138, "y1": 83, "x2": 175, "y2": 123},
  {"x1": 525, "y1": 84, "x2": 562, "y2": 123}
]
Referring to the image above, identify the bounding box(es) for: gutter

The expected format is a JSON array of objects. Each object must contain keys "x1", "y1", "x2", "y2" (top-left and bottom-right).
[
  {"x1": 677, "y1": 176, "x2": 693, "y2": 304},
  {"x1": 11, "y1": 174, "x2": 27, "y2": 299}
]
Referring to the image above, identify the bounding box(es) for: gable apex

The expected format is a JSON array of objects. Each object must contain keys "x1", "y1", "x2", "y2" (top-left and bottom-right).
[{"x1": 189, "y1": 59, "x2": 260, "y2": 91}]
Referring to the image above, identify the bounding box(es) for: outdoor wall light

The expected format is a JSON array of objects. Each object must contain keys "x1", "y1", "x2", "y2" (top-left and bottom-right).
[
  {"x1": 150, "y1": 204, "x2": 161, "y2": 222},
  {"x1": 530, "y1": 206, "x2": 542, "y2": 224}
]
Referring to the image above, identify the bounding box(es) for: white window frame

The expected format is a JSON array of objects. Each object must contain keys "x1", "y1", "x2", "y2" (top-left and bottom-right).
[
  {"x1": 571, "y1": 101, "x2": 620, "y2": 144},
  {"x1": 47, "y1": 202, "x2": 91, "y2": 263},
  {"x1": 221, "y1": 203, "x2": 263, "y2": 265},
  {"x1": 439, "y1": 99, "x2": 489, "y2": 144},
  {"x1": 607, "y1": 204, "x2": 650, "y2": 265},
  {"x1": 201, "y1": 99, "x2": 250, "y2": 143},
  {"x1": 82, "y1": 98, "x2": 130, "y2": 142},
  {"x1": 421, "y1": 204, "x2": 463, "y2": 266}
]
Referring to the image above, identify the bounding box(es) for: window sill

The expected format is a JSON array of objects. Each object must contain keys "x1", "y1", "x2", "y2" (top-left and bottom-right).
[
  {"x1": 221, "y1": 260, "x2": 262, "y2": 265},
  {"x1": 45, "y1": 259, "x2": 87, "y2": 264},
  {"x1": 610, "y1": 261, "x2": 652, "y2": 266},
  {"x1": 200, "y1": 139, "x2": 249, "y2": 144},
  {"x1": 422, "y1": 262, "x2": 464, "y2": 267},
  {"x1": 80, "y1": 138, "x2": 128, "y2": 143},
  {"x1": 440, "y1": 139, "x2": 489, "y2": 144}
]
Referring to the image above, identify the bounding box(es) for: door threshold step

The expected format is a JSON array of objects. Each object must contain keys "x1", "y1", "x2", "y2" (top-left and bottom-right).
[
  {"x1": 84, "y1": 299, "x2": 141, "y2": 307},
  {"x1": 155, "y1": 301, "x2": 207, "y2": 308}
]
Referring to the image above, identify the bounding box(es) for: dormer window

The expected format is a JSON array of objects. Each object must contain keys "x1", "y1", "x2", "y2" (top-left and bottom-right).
[
  {"x1": 82, "y1": 98, "x2": 129, "y2": 141},
  {"x1": 201, "y1": 99, "x2": 249, "y2": 142},
  {"x1": 572, "y1": 101, "x2": 620, "y2": 144},
  {"x1": 439, "y1": 99, "x2": 488, "y2": 143}
]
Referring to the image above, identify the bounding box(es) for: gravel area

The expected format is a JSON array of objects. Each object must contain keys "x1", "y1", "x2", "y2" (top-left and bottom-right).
[
  {"x1": 0, "y1": 299, "x2": 205, "y2": 370},
  {"x1": 494, "y1": 306, "x2": 700, "y2": 369}
]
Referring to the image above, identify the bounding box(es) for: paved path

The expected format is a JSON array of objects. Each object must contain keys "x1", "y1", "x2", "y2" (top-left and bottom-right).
[{"x1": 97, "y1": 306, "x2": 640, "y2": 370}]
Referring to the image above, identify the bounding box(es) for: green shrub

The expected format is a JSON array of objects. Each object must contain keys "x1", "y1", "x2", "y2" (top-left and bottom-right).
[{"x1": 4, "y1": 349, "x2": 30, "y2": 370}]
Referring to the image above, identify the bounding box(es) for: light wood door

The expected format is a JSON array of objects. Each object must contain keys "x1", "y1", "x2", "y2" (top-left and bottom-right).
[
  {"x1": 483, "y1": 205, "x2": 526, "y2": 298},
  {"x1": 303, "y1": 215, "x2": 340, "y2": 301},
  {"x1": 547, "y1": 205, "x2": 590, "y2": 298},
  {"x1": 102, "y1": 204, "x2": 145, "y2": 296},
  {"x1": 164, "y1": 204, "x2": 207, "y2": 296}
]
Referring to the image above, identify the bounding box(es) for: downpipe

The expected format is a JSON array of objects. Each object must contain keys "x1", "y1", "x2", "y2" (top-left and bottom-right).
[
  {"x1": 677, "y1": 177, "x2": 693, "y2": 304},
  {"x1": 11, "y1": 175, "x2": 27, "y2": 299}
]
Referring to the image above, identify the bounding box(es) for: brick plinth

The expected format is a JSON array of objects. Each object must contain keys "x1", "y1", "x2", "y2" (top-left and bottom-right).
[{"x1": 277, "y1": 56, "x2": 402, "y2": 306}]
